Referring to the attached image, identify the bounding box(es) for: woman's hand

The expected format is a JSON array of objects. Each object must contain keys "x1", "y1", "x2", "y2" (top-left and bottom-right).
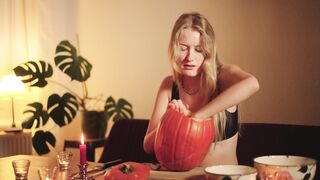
[
  {"x1": 168, "y1": 99, "x2": 191, "y2": 116},
  {"x1": 168, "y1": 100, "x2": 202, "y2": 121},
  {"x1": 167, "y1": 101, "x2": 206, "y2": 122}
]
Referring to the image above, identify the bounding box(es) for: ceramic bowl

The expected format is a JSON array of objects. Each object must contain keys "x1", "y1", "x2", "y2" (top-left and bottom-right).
[
  {"x1": 254, "y1": 155, "x2": 317, "y2": 180},
  {"x1": 205, "y1": 165, "x2": 257, "y2": 180}
]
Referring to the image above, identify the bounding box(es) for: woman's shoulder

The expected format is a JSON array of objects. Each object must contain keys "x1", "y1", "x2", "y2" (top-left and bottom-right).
[
  {"x1": 217, "y1": 64, "x2": 247, "y2": 86},
  {"x1": 157, "y1": 75, "x2": 174, "y2": 103},
  {"x1": 218, "y1": 63, "x2": 241, "y2": 74},
  {"x1": 160, "y1": 75, "x2": 174, "y2": 89}
]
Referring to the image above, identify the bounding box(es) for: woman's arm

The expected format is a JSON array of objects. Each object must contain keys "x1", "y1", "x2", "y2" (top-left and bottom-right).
[
  {"x1": 192, "y1": 64, "x2": 260, "y2": 120},
  {"x1": 143, "y1": 76, "x2": 172, "y2": 154}
]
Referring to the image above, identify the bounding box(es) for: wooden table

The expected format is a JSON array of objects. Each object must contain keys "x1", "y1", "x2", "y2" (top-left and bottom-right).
[
  {"x1": 0, "y1": 155, "x2": 206, "y2": 179},
  {"x1": 0, "y1": 155, "x2": 102, "y2": 180},
  {"x1": 150, "y1": 167, "x2": 206, "y2": 180}
]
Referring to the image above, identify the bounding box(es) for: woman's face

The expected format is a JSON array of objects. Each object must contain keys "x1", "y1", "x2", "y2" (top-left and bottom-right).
[{"x1": 177, "y1": 28, "x2": 205, "y2": 77}]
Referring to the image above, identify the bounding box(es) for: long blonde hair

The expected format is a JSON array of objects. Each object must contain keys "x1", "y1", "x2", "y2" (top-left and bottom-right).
[{"x1": 168, "y1": 12, "x2": 227, "y2": 141}]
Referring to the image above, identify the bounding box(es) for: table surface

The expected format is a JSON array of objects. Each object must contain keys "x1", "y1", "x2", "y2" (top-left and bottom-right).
[{"x1": 0, "y1": 155, "x2": 206, "y2": 179}]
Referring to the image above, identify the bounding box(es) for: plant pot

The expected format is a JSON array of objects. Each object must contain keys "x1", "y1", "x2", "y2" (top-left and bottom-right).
[{"x1": 81, "y1": 111, "x2": 108, "y2": 139}]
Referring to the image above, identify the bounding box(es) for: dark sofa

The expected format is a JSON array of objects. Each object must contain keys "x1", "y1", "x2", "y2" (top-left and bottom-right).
[
  {"x1": 99, "y1": 119, "x2": 320, "y2": 179},
  {"x1": 237, "y1": 123, "x2": 320, "y2": 179}
]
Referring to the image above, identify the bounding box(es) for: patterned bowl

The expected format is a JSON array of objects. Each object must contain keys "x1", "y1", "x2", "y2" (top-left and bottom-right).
[
  {"x1": 205, "y1": 165, "x2": 257, "y2": 180},
  {"x1": 254, "y1": 155, "x2": 317, "y2": 180}
]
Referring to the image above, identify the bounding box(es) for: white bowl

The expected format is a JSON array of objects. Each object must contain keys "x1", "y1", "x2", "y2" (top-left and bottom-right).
[
  {"x1": 254, "y1": 155, "x2": 317, "y2": 180},
  {"x1": 205, "y1": 165, "x2": 257, "y2": 180}
]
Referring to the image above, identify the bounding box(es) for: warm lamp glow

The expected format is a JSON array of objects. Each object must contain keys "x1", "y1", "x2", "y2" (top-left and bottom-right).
[
  {"x1": 0, "y1": 74, "x2": 26, "y2": 128},
  {"x1": 81, "y1": 133, "x2": 84, "y2": 144},
  {"x1": 0, "y1": 74, "x2": 26, "y2": 96}
]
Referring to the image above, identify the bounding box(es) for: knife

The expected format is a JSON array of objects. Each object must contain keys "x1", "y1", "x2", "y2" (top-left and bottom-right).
[
  {"x1": 70, "y1": 159, "x2": 124, "y2": 178},
  {"x1": 98, "y1": 159, "x2": 124, "y2": 171}
]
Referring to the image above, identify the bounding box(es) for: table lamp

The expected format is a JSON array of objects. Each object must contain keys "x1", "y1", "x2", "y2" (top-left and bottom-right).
[{"x1": 0, "y1": 74, "x2": 26, "y2": 129}]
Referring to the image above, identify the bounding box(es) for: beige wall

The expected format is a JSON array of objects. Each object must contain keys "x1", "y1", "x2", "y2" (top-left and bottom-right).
[
  {"x1": 78, "y1": 0, "x2": 320, "y2": 126},
  {"x1": 1, "y1": 0, "x2": 318, "y2": 158}
]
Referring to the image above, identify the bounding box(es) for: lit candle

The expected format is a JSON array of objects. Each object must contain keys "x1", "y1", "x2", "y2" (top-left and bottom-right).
[{"x1": 80, "y1": 133, "x2": 87, "y2": 165}]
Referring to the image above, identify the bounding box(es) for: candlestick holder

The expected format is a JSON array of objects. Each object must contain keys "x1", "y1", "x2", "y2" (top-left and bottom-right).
[{"x1": 72, "y1": 163, "x2": 93, "y2": 180}]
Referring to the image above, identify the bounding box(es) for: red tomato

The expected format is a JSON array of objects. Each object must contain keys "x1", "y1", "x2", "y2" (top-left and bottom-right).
[{"x1": 104, "y1": 161, "x2": 150, "y2": 180}]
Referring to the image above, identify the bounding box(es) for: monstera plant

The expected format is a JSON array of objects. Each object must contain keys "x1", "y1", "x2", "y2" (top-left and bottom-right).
[{"x1": 13, "y1": 40, "x2": 134, "y2": 155}]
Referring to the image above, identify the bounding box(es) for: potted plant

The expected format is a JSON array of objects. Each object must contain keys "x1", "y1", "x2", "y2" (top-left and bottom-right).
[{"x1": 13, "y1": 40, "x2": 134, "y2": 155}]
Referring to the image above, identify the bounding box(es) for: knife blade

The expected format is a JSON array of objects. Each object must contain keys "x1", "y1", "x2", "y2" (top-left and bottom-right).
[
  {"x1": 70, "y1": 159, "x2": 124, "y2": 178},
  {"x1": 101, "y1": 159, "x2": 124, "y2": 170}
]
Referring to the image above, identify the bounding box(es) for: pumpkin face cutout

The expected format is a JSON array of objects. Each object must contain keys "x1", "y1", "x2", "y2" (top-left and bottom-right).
[{"x1": 154, "y1": 108, "x2": 215, "y2": 171}]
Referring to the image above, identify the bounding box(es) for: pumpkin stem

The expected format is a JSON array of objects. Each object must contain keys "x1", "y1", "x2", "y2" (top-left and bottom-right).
[{"x1": 119, "y1": 164, "x2": 133, "y2": 174}]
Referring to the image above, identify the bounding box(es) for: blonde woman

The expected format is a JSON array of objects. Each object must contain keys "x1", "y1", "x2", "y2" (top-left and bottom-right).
[{"x1": 143, "y1": 12, "x2": 259, "y2": 166}]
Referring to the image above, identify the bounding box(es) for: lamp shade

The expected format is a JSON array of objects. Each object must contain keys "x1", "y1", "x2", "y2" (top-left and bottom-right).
[{"x1": 0, "y1": 74, "x2": 26, "y2": 96}]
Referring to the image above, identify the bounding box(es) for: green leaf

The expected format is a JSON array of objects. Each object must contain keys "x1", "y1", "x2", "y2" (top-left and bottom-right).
[
  {"x1": 13, "y1": 60, "x2": 53, "y2": 87},
  {"x1": 222, "y1": 176, "x2": 232, "y2": 180},
  {"x1": 55, "y1": 40, "x2": 92, "y2": 82},
  {"x1": 47, "y1": 93, "x2": 79, "y2": 127},
  {"x1": 113, "y1": 114, "x2": 122, "y2": 122},
  {"x1": 303, "y1": 173, "x2": 311, "y2": 180},
  {"x1": 104, "y1": 96, "x2": 134, "y2": 122},
  {"x1": 299, "y1": 165, "x2": 308, "y2": 173},
  {"x1": 32, "y1": 130, "x2": 56, "y2": 155},
  {"x1": 104, "y1": 96, "x2": 116, "y2": 119},
  {"x1": 22, "y1": 102, "x2": 49, "y2": 129},
  {"x1": 118, "y1": 98, "x2": 133, "y2": 114}
]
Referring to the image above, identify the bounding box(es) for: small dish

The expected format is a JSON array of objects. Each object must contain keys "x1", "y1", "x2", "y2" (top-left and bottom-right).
[
  {"x1": 254, "y1": 155, "x2": 317, "y2": 180},
  {"x1": 205, "y1": 165, "x2": 257, "y2": 180}
]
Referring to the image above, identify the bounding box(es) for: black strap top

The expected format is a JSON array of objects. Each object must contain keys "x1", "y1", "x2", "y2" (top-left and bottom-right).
[{"x1": 171, "y1": 82, "x2": 238, "y2": 140}]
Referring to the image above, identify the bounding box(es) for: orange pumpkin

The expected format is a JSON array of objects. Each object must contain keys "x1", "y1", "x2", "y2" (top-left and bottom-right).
[
  {"x1": 104, "y1": 161, "x2": 150, "y2": 180},
  {"x1": 154, "y1": 108, "x2": 215, "y2": 171}
]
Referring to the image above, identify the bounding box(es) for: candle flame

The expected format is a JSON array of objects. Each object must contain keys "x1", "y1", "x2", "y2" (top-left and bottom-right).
[{"x1": 81, "y1": 133, "x2": 84, "y2": 144}]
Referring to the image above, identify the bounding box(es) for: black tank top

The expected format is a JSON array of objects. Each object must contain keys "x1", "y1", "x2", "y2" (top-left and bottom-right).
[{"x1": 171, "y1": 82, "x2": 238, "y2": 140}]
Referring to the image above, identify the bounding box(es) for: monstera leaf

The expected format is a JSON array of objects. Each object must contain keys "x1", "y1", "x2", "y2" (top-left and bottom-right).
[
  {"x1": 32, "y1": 130, "x2": 56, "y2": 155},
  {"x1": 104, "y1": 96, "x2": 133, "y2": 122},
  {"x1": 55, "y1": 40, "x2": 92, "y2": 82},
  {"x1": 222, "y1": 176, "x2": 232, "y2": 180},
  {"x1": 13, "y1": 60, "x2": 53, "y2": 87},
  {"x1": 12, "y1": 40, "x2": 134, "y2": 155},
  {"x1": 22, "y1": 102, "x2": 49, "y2": 129},
  {"x1": 47, "y1": 93, "x2": 79, "y2": 127}
]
